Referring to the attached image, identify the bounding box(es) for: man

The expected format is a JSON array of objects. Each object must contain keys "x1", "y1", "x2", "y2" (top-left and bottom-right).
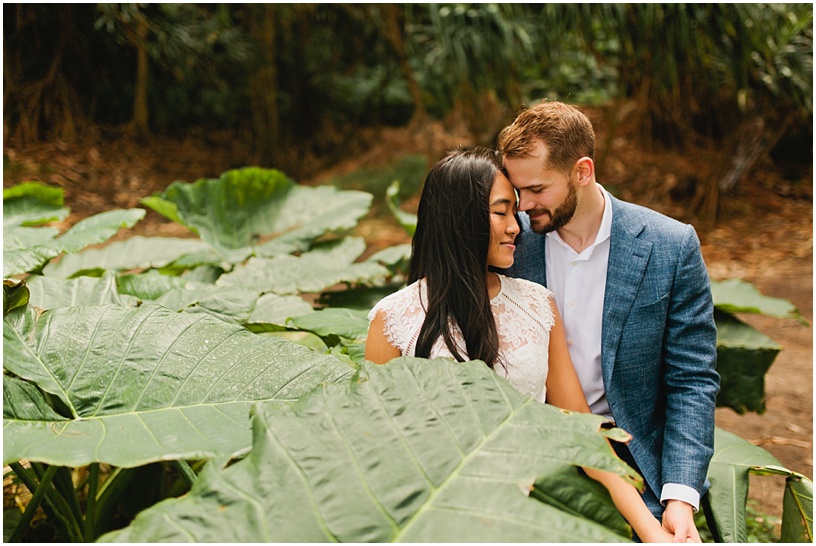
[{"x1": 497, "y1": 100, "x2": 719, "y2": 542}]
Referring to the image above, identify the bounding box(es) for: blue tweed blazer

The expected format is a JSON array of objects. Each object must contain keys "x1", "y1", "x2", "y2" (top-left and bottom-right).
[{"x1": 503, "y1": 192, "x2": 720, "y2": 511}]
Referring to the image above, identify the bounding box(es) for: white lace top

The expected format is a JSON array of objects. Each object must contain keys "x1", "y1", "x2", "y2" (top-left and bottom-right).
[{"x1": 368, "y1": 274, "x2": 555, "y2": 402}]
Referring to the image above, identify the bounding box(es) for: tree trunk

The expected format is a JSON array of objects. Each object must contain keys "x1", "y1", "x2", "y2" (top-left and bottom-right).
[
  {"x1": 131, "y1": 14, "x2": 150, "y2": 136},
  {"x1": 380, "y1": 4, "x2": 426, "y2": 126},
  {"x1": 249, "y1": 5, "x2": 280, "y2": 167},
  {"x1": 691, "y1": 115, "x2": 793, "y2": 224}
]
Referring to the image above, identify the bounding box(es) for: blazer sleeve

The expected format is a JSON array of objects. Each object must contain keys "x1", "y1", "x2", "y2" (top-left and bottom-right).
[{"x1": 660, "y1": 225, "x2": 720, "y2": 492}]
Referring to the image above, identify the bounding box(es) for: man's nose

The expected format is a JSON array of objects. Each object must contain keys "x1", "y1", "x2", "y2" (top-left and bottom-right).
[{"x1": 518, "y1": 192, "x2": 534, "y2": 211}]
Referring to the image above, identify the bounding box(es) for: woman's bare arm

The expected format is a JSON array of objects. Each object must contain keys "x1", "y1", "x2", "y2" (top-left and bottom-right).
[
  {"x1": 544, "y1": 297, "x2": 675, "y2": 542},
  {"x1": 364, "y1": 310, "x2": 402, "y2": 364},
  {"x1": 544, "y1": 301, "x2": 592, "y2": 412}
]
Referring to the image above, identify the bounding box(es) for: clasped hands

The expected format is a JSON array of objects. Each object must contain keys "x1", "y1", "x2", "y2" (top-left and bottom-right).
[{"x1": 662, "y1": 500, "x2": 701, "y2": 543}]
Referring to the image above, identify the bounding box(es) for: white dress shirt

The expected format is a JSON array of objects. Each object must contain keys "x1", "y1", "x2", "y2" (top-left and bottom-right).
[
  {"x1": 545, "y1": 184, "x2": 700, "y2": 511},
  {"x1": 545, "y1": 185, "x2": 612, "y2": 418}
]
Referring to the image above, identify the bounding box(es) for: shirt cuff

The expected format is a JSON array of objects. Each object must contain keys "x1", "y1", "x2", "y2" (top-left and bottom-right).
[{"x1": 660, "y1": 483, "x2": 700, "y2": 512}]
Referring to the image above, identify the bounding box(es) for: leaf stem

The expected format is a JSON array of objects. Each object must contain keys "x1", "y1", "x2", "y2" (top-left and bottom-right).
[
  {"x1": 85, "y1": 463, "x2": 100, "y2": 541},
  {"x1": 9, "y1": 464, "x2": 58, "y2": 542},
  {"x1": 172, "y1": 459, "x2": 198, "y2": 488}
]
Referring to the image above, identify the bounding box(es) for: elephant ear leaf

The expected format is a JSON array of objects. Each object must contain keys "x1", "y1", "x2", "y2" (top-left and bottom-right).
[
  {"x1": 100, "y1": 358, "x2": 640, "y2": 543},
  {"x1": 781, "y1": 474, "x2": 813, "y2": 542},
  {"x1": 711, "y1": 278, "x2": 808, "y2": 325},
  {"x1": 3, "y1": 279, "x2": 30, "y2": 317},
  {"x1": 386, "y1": 180, "x2": 417, "y2": 236},
  {"x1": 141, "y1": 167, "x2": 373, "y2": 263},
  {"x1": 3, "y1": 303, "x2": 354, "y2": 468},
  {"x1": 705, "y1": 428, "x2": 814, "y2": 543}
]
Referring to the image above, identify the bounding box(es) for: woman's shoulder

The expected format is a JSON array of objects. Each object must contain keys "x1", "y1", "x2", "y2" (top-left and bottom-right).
[
  {"x1": 367, "y1": 280, "x2": 424, "y2": 320},
  {"x1": 498, "y1": 274, "x2": 553, "y2": 301}
]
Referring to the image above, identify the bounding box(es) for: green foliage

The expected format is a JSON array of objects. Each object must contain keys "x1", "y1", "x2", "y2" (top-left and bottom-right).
[
  {"x1": 142, "y1": 167, "x2": 375, "y2": 262},
  {"x1": 525, "y1": 4, "x2": 813, "y2": 148},
  {"x1": 4, "y1": 182, "x2": 144, "y2": 277},
  {"x1": 4, "y1": 303, "x2": 354, "y2": 468},
  {"x1": 95, "y1": 4, "x2": 255, "y2": 131},
  {"x1": 746, "y1": 501, "x2": 782, "y2": 543},
  {"x1": 712, "y1": 278, "x2": 809, "y2": 325},
  {"x1": 714, "y1": 310, "x2": 782, "y2": 414},
  {"x1": 5, "y1": 4, "x2": 812, "y2": 181},
  {"x1": 216, "y1": 237, "x2": 390, "y2": 295},
  {"x1": 3, "y1": 279, "x2": 30, "y2": 317},
  {"x1": 386, "y1": 180, "x2": 418, "y2": 236},
  {"x1": 323, "y1": 154, "x2": 427, "y2": 201},
  {"x1": 711, "y1": 278, "x2": 809, "y2": 414},
  {"x1": 25, "y1": 272, "x2": 139, "y2": 309},
  {"x1": 42, "y1": 236, "x2": 215, "y2": 278},
  {"x1": 99, "y1": 358, "x2": 640, "y2": 542},
  {"x1": 406, "y1": 4, "x2": 536, "y2": 112},
  {"x1": 704, "y1": 429, "x2": 813, "y2": 543}
]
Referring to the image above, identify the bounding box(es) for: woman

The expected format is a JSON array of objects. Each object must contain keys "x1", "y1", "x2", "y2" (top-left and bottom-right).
[{"x1": 365, "y1": 146, "x2": 674, "y2": 543}]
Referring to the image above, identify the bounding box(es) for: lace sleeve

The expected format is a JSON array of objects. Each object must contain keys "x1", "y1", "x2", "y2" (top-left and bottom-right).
[{"x1": 367, "y1": 282, "x2": 427, "y2": 355}]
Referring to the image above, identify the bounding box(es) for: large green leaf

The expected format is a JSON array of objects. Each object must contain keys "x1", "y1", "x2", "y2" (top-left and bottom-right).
[
  {"x1": 286, "y1": 307, "x2": 371, "y2": 346},
  {"x1": 386, "y1": 180, "x2": 418, "y2": 236},
  {"x1": 49, "y1": 209, "x2": 145, "y2": 254},
  {"x1": 141, "y1": 167, "x2": 374, "y2": 262},
  {"x1": 782, "y1": 475, "x2": 814, "y2": 542},
  {"x1": 25, "y1": 273, "x2": 139, "y2": 310},
  {"x1": 4, "y1": 211, "x2": 144, "y2": 278},
  {"x1": 3, "y1": 246, "x2": 61, "y2": 278},
  {"x1": 3, "y1": 304, "x2": 354, "y2": 468},
  {"x1": 246, "y1": 293, "x2": 314, "y2": 330},
  {"x1": 217, "y1": 237, "x2": 389, "y2": 294},
  {"x1": 101, "y1": 358, "x2": 641, "y2": 542},
  {"x1": 4, "y1": 183, "x2": 69, "y2": 277},
  {"x1": 705, "y1": 428, "x2": 813, "y2": 543},
  {"x1": 711, "y1": 278, "x2": 808, "y2": 325},
  {"x1": 152, "y1": 283, "x2": 261, "y2": 324},
  {"x1": 3, "y1": 182, "x2": 69, "y2": 228},
  {"x1": 116, "y1": 269, "x2": 188, "y2": 300},
  {"x1": 3, "y1": 279, "x2": 30, "y2": 317},
  {"x1": 4, "y1": 183, "x2": 145, "y2": 277},
  {"x1": 42, "y1": 236, "x2": 214, "y2": 278},
  {"x1": 366, "y1": 243, "x2": 412, "y2": 267},
  {"x1": 715, "y1": 310, "x2": 782, "y2": 414},
  {"x1": 117, "y1": 270, "x2": 267, "y2": 326}
]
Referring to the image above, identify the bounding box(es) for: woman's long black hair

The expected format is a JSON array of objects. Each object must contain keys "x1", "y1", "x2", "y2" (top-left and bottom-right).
[{"x1": 408, "y1": 146, "x2": 504, "y2": 369}]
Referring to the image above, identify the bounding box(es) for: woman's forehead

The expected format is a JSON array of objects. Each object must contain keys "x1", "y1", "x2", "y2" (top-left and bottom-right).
[{"x1": 490, "y1": 173, "x2": 517, "y2": 203}]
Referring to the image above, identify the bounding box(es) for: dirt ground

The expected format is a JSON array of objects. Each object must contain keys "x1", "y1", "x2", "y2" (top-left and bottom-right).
[{"x1": 3, "y1": 117, "x2": 812, "y2": 528}]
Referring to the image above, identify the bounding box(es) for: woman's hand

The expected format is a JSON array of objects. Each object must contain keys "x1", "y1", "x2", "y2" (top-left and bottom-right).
[{"x1": 638, "y1": 519, "x2": 676, "y2": 543}]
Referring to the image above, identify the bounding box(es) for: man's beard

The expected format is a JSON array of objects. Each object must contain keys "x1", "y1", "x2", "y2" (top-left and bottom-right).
[{"x1": 529, "y1": 180, "x2": 578, "y2": 234}]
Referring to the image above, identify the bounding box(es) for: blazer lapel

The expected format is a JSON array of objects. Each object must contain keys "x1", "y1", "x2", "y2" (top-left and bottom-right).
[{"x1": 602, "y1": 197, "x2": 652, "y2": 387}]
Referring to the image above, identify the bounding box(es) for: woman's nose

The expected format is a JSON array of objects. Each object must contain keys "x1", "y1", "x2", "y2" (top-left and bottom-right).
[{"x1": 508, "y1": 215, "x2": 520, "y2": 235}]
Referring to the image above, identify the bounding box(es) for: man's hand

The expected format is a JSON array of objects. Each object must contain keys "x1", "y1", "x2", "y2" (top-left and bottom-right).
[{"x1": 662, "y1": 500, "x2": 701, "y2": 543}]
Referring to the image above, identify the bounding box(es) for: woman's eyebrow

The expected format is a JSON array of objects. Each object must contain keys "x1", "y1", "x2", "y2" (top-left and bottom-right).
[{"x1": 490, "y1": 197, "x2": 513, "y2": 206}]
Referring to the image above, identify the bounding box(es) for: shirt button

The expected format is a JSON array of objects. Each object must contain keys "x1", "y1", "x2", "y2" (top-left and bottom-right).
[
  {"x1": 570, "y1": 262, "x2": 577, "y2": 267},
  {"x1": 567, "y1": 300, "x2": 575, "y2": 308},
  {"x1": 567, "y1": 338, "x2": 574, "y2": 345}
]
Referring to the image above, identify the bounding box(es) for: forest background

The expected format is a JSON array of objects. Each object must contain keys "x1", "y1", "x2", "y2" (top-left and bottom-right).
[{"x1": 3, "y1": 3, "x2": 813, "y2": 540}]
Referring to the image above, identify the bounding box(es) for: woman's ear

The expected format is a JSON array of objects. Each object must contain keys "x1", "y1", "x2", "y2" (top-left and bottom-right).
[{"x1": 573, "y1": 157, "x2": 595, "y2": 187}]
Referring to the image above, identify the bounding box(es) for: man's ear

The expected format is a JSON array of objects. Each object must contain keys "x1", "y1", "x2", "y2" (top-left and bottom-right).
[{"x1": 573, "y1": 157, "x2": 595, "y2": 187}]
